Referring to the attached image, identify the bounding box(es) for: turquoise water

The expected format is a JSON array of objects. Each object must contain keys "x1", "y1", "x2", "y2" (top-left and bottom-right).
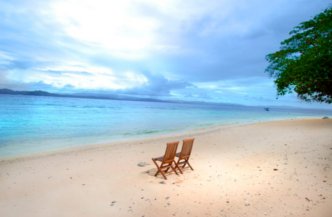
[{"x1": 0, "y1": 94, "x2": 331, "y2": 158}]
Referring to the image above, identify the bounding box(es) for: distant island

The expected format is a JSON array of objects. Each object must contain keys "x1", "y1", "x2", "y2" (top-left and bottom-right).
[
  {"x1": 0, "y1": 88, "x2": 274, "y2": 109},
  {"x1": 0, "y1": 88, "x2": 169, "y2": 103},
  {"x1": 0, "y1": 89, "x2": 57, "y2": 97}
]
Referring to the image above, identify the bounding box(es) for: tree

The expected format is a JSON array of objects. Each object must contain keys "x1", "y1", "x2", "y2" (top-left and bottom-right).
[{"x1": 266, "y1": 7, "x2": 332, "y2": 103}]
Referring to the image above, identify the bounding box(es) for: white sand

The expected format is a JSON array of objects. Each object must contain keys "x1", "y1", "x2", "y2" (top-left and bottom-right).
[{"x1": 0, "y1": 119, "x2": 331, "y2": 217}]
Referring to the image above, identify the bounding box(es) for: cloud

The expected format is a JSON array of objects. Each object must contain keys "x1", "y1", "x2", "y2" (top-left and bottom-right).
[
  {"x1": 0, "y1": 0, "x2": 330, "y2": 108},
  {"x1": 6, "y1": 63, "x2": 148, "y2": 90},
  {"x1": 122, "y1": 72, "x2": 192, "y2": 97},
  {"x1": 168, "y1": 77, "x2": 277, "y2": 104},
  {"x1": 141, "y1": 0, "x2": 330, "y2": 81},
  {"x1": 49, "y1": 0, "x2": 163, "y2": 60},
  {"x1": 0, "y1": 51, "x2": 14, "y2": 67}
]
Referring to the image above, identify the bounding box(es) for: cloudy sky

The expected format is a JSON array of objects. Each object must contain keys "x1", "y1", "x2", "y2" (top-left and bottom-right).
[{"x1": 0, "y1": 0, "x2": 331, "y2": 107}]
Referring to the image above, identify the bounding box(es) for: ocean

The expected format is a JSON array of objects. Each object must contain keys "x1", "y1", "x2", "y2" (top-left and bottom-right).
[{"x1": 0, "y1": 94, "x2": 331, "y2": 158}]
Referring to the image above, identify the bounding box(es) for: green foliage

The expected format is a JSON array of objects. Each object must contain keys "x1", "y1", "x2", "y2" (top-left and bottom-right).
[{"x1": 266, "y1": 7, "x2": 332, "y2": 103}]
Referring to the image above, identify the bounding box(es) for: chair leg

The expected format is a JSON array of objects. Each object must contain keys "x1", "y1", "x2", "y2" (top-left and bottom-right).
[
  {"x1": 182, "y1": 158, "x2": 194, "y2": 170},
  {"x1": 170, "y1": 164, "x2": 178, "y2": 175},
  {"x1": 158, "y1": 163, "x2": 168, "y2": 180},
  {"x1": 159, "y1": 169, "x2": 167, "y2": 179},
  {"x1": 187, "y1": 160, "x2": 194, "y2": 170},
  {"x1": 174, "y1": 160, "x2": 183, "y2": 174},
  {"x1": 152, "y1": 159, "x2": 183, "y2": 180},
  {"x1": 179, "y1": 159, "x2": 187, "y2": 168},
  {"x1": 165, "y1": 164, "x2": 171, "y2": 173},
  {"x1": 152, "y1": 159, "x2": 160, "y2": 176},
  {"x1": 165, "y1": 162, "x2": 178, "y2": 175},
  {"x1": 152, "y1": 159, "x2": 167, "y2": 180},
  {"x1": 177, "y1": 159, "x2": 194, "y2": 171}
]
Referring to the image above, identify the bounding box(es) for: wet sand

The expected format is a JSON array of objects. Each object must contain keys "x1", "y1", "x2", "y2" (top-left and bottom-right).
[{"x1": 0, "y1": 119, "x2": 331, "y2": 217}]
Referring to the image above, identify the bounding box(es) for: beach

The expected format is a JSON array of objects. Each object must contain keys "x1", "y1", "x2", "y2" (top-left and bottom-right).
[{"x1": 0, "y1": 118, "x2": 331, "y2": 217}]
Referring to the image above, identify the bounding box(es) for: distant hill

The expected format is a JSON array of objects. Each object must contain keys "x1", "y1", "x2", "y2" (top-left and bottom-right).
[
  {"x1": 0, "y1": 88, "x2": 57, "y2": 96},
  {"x1": 0, "y1": 88, "x2": 171, "y2": 103},
  {"x1": 0, "y1": 88, "x2": 251, "y2": 108}
]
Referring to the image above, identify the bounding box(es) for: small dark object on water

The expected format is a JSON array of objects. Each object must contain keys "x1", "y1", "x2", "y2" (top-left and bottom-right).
[
  {"x1": 322, "y1": 116, "x2": 329, "y2": 119},
  {"x1": 264, "y1": 107, "x2": 270, "y2": 111}
]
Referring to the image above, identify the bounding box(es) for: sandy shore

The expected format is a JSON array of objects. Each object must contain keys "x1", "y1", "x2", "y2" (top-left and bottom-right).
[{"x1": 0, "y1": 119, "x2": 331, "y2": 217}]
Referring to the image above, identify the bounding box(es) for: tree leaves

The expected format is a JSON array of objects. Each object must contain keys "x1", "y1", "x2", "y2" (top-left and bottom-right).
[{"x1": 266, "y1": 7, "x2": 332, "y2": 103}]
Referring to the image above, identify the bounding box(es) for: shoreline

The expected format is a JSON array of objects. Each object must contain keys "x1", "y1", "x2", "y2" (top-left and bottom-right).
[
  {"x1": 0, "y1": 119, "x2": 226, "y2": 162},
  {"x1": 0, "y1": 117, "x2": 327, "y2": 162}
]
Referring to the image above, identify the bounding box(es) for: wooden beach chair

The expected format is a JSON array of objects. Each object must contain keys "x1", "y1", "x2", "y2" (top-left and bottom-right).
[
  {"x1": 152, "y1": 141, "x2": 181, "y2": 180},
  {"x1": 176, "y1": 138, "x2": 195, "y2": 171}
]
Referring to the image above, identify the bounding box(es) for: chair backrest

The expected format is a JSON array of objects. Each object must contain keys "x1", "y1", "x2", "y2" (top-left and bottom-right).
[
  {"x1": 180, "y1": 138, "x2": 194, "y2": 158},
  {"x1": 163, "y1": 141, "x2": 179, "y2": 163}
]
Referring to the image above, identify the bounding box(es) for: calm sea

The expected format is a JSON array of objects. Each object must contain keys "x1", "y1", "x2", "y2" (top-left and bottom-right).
[{"x1": 0, "y1": 94, "x2": 331, "y2": 158}]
